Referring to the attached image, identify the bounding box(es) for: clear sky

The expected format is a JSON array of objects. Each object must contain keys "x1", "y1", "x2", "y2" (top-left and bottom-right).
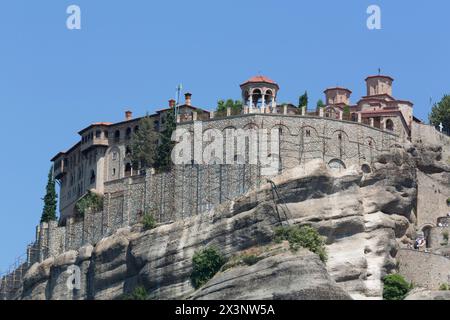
[{"x1": 0, "y1": 0, "x2": 449, "y2": 272}]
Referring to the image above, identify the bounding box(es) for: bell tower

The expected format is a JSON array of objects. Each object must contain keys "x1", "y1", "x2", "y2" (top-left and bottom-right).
[{"x1": 240, "y1": 75, "x2": 279, "y2": 113}]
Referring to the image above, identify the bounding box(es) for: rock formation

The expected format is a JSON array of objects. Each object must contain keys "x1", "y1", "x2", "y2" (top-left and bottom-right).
[{"x1": 20, "y1": 143, "x2": 450, "y2": 300}]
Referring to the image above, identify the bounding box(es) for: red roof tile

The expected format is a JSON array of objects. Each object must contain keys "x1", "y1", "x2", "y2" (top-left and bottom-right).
[
  {"x1": 365, "y1": 75, "x2": 394, "y2": 82},
  {"x1": 241, "y1": 75, "x2": 278, "y2": 86}
]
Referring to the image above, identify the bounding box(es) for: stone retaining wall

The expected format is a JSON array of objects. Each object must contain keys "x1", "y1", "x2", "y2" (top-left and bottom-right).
[{"x1": 397, "y1": 249, "x2": 450, "y2": 289}]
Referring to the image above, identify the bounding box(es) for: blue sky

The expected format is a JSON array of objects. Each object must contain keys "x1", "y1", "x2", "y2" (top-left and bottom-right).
[{"x1": 0, "y1": 0, "x2": 449, "y2": 271}]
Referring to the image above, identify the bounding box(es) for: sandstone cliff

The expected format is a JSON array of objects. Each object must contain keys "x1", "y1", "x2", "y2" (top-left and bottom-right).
[{"x1": 20, "y1": 143, "x2": 450, "y2": 300}]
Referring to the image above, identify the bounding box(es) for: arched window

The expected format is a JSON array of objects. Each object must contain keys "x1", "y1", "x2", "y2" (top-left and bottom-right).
[
  {"x1": 90, "y1": 170, "x2": 96, "y2": 184},
  {"x1": 386, "y1": 119, "x2": 394, "y2": 131},
  {"x1": 126, "y1": 127, "x2": 132, "y2": 139},
  {"x1": 134, "y1": 126, "x2": 139, "y2": 133},
  {"x1": 328, "y1": 159, "x2": 346, "y2": 171},
  {"x1": 114, "y1": 130, "x2": 121, "y2": 142}
]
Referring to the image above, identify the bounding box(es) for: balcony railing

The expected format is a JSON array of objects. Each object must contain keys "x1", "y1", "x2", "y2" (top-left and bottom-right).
[{"x1": 80, "y1": 137, "x2": 109, "y2": 153}]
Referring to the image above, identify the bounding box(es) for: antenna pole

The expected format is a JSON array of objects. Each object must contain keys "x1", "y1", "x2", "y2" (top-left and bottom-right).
[{"x1": 175, "y1": 84, "x2": 182, "y2": 117}]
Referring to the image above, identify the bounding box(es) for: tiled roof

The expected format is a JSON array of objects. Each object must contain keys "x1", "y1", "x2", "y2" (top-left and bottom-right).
[
  {"x1": 365, "y1": 75, "x2": 394, "y2": 82},
  {"x1": 241, "y1": 75, "x2": 278, "y2": 86}
]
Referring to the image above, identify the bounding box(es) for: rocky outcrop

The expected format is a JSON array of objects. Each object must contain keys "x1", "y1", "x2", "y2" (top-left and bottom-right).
[
  {"x1": 405, "y1": 289, "x2": 450, "y2": 300},
  {"x1": 23, "y1": 144, "x2": 449, "y2": 300},
  {"x1": 191, "y1": 243, "x2": 351, "y2": 300}
]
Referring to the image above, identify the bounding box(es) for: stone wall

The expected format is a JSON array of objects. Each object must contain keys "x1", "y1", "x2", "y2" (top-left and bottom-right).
[
  {"x1": 2, "y1": 114, "x2": 400, "y2": 300},
  {"x1": 397, "y1": 249, "x2": 450, "y2": 289},
  {"x1": 179, "y1": 114, "x2": 398, "y2": 171},
  {"x1": 412, "y1": 122, "x2": 450, "y2": 163},
  {"x1": 17, "y1": 164, "x2": 260, "y2": 269},
  {"x1": 416, "y1": 170, "x2": 450, "y2": 228}
]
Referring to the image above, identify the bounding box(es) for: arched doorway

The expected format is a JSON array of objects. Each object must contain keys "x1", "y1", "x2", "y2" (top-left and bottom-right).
[{"x1": 125, "y1": 163, "x2": 132, "y2": 177}]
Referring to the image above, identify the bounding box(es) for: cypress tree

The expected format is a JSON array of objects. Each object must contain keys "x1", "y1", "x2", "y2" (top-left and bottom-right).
[
  {"x1": 154, "y1": 108, "x2": 176, "y2": 171},
  {"x1": 298, "y1": 91, "x2": 308, "y2": 108},
  {"x1": 40, "y1": 166, "x2": 58, "y2": 223},
  {"x1": 130, "y1": 115, "x2": 158, "y2": 169}
]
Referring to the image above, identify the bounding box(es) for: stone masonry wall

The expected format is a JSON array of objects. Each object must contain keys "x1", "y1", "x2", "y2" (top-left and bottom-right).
[
  {"x1": 397, "y1": 249, "x2": 450, "y2": 289},
  {"x1": 178, "y1": 114, "x2": 398, "y2": 172},
  {"x1": 1, "y1": 114, "x2": 399, "y2": 300}
]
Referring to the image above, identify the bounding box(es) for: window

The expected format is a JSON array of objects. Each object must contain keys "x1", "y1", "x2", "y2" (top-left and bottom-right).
[
  {"x1": 386, "y1": 119, "x2": 394, "y2": 131},
  {"x1": 114, "y1": 130, "x2": 121, "y2": 141},
  {"x1": 112, "y1": 152, "x2": 118, "y2": 161},
  {"x1": 126, "y1": 127, "x2": 132, "y2": 139},
  {"x1": 134, "y1": 126, "x2": 139, "y2": 133},
  {"x1": 125, "y1": 163, "x2": 132, "y2": 177},
  {"x1": 306, "y1": 129, "x2": 311, "y2": 137},
  {"x1": 90, "y1": 170, "x2": 96, "y2": 185},
  {"x1": 104, "y1": 131, "x2": 109, "y2": 138},
  {"x1": 95, "y1": 130, "x2": 101, "y2": 138}
]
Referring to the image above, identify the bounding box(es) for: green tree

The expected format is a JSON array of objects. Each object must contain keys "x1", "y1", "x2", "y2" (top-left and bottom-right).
[
  {"x1": 217, "y1": 99, "x2": 243, "y2": 116},
  {"x1": 274, "y1": 225, "x2": 327, "y2": 262},
  {"x1": 298, "y1": 91, "x2": 308, "y2": 108},
  {"x1": 130, "y1": 115, "x2": 158, "y2": 169},
  {"x1": 75, "y1": 190, "x2": 103, "y2": 217},
  {"x1": 154, "y1": 108, "x2": 176, "y2": 171},
  {"x1": 120, "y1": 286, "x2": 149, "y2": 300},
  {"x1": 40, "y1": 166, "x2": 58, "y2": 223},
  {"x1": 429, "y1": 95, "x2": 450, "y2": 131},
  {"x1": 191, "y1": 247, "x2": 227, "y2": 289},
  {"x1": 142, "y1": 213, "x2": 157, "y2": 231},
  {"x1": 382, "y1": 274, "x2": 412, "y2": 300},
  {"x1": 343, "y1": 105, "x2": 351, "y2": 120},
  {"x1": 316, "y1": 99, "x2": 325, "y2": 111}
]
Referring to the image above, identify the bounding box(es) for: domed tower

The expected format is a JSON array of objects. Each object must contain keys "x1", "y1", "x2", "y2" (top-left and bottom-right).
[
  {"x1": 240, "y1": 75, "x2": 279, "y2": 113},
  {"x1": 324, "y1": 87, "x2": 352, "y2": 106},
  {"x1": 365, "y1": 75, "x2": 394, "y2": 97}
]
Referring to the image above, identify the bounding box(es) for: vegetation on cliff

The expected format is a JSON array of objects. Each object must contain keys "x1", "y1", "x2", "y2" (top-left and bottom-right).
[
  {"x1": 429, "y1": 94, "x2": 450, "y2": 131},
  {"x1": 274, "y1": 225, "x2": 327, "y2": 263},
  {"x1": 40, "y1": 166, "x2": 58, "y2": 223},
  {"x1": 191, "y1": 247, "x2": 227, "y2": 289},
  {"x1": 142, "y1": 213, "x2": 157, "y2": 231},
  {"x1": 382, "y1": 274, "x2": 412, "y2": 300}
]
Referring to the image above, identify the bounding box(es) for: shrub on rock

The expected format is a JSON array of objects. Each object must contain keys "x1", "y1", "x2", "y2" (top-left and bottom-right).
[
  {"x1": 191, "y1": 247, "x2": 227, "y2": 289},
  {"x1": 274, "y1": 225, "x2": 327, "y2": 263},
  {"x1": 382, "y1": 274, "x2": 412, "y2": 300}
]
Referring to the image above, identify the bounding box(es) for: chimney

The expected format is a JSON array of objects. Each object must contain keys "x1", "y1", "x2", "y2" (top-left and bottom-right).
[
  {"x1": 169, "y1": 99, "x2": 176, "y2": 108},
  {"x1": 125, "y1": 110, "x2": 133, "y2": 121},
  {"x1": 184, "y1": 93, "x2": 192, "y2": 106}
]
